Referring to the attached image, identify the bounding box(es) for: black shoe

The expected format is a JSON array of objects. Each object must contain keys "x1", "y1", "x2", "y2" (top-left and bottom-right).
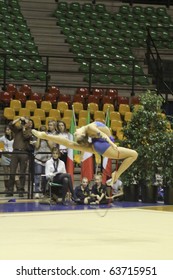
[
  {"x1": 61, "y1": 200, "x2": 68, "y2": 206},
  {"x1": 71, "y1": 196, "x2": 81, "y2": 203}
]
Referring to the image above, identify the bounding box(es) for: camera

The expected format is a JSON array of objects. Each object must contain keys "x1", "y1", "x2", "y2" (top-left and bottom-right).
[{"x1": 20, "y1": 119, "x2": 26, "y2": 125}]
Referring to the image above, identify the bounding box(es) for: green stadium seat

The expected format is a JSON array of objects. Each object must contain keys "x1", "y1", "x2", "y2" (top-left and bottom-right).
[
  {"x1": 57, "y1": 1, "x2": 68, "y2": 11},
  {"x1": 69, "y1": 2, "x2": 81, "y2": 12},
  {"x1": 81, "y1": 19, "x2": 92, "y2": 28},
  {"x1": 98, "y1": 74, "x2": 110, "y2": 84},
  {"x1": 6, "y1": 57, "x2": 18, "y2": 70},
  {"x1": 79, "y1": 61, "x2": 89, "y2": 73},
  {"x1": 111, "y1": 75, "x2": 123, "y2": 85},
  {"x1": 82, "y1": 3, "x2": 93, "y2": 13},
  {"x1": 106, "y1": 63, "x2": 116, "y2": 74},
  {"x1": 24, "y1": 71, "x2": 36, "y2": 80},
  {"x1": 119, "y1": 5, "x2": 131, "y2": 14},
  {"x1": 95, "y1": 4, "x2": 106, "y2": 13},
  {"x1": 132, "y1": 6, "x2": 143, "y2": 15},
  {"x1": 92, "y1": 62, "x2": 104, "y2": 74},
  {"x1": 37, "y1": 72, "x2": 46, "y2": 81},
  {"x1": 10, "y1": 70, "x2": 23, "y2": 80},
  {"x1": 70, "y1": 43, "x2": 81, "y2": 54},
  {"x1": 144, "y1": 6, "x2": 155, "y2": 16},
  {"x1": 156, "y1": 7, "x2": 167, "y2": 16},
  {"x1": 66, "y1": 34, "x2": 76, "y2": 44}
]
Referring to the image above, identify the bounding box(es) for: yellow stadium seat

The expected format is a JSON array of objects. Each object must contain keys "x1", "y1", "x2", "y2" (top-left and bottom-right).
[
  {"x1": 57, "y1": 101, "x2": 68, "y2": 116},
  {"x1": 10, "y1": 99, "x2": 21, "y2": 114},
  {"x1": 103, "y1": 103, "x2": 114, "y2": 114},
  {"x1": 25, "y1": 100, "x2": 37, "y2": 114},
  {"x1": 124, "y1": 111, "x2": 133, "y2": 122},
  {"x1": 111, "y1": 119, "x2": 123, "y2": 134},
  {"x1": 94, "y1": 110, "x2": 105, "y2": 122},
  {"x1": 87, "y1": 103, "x2": 99, "y2": 115},
  {"x1": 63, "y1": 109, "x2": 73, "y2": 118},
  {"x1": 33, "y1": 108, "x2": 46, "y2": 123},
  {"x1": 110, "y1": 111, "x2": 121, "y2": 121},
  {"x1": 41, "y1": 101, "x2": 52, "y2": 114},
  {"x1": 3, "y1": 107, "x2": 15, "y2": 121},
  {"x1": 49, "y1": 109, "x2": 61, "y2": 120},
  {"x1": 18, "y1": 108, "x2": 30, "y2": 118},
  {"x1": 61, "y1": 117, "x2": 71, "y2": 130},
  {"x1": 119, "y1": 104, "x2": 130, "y2": 116},
  {"x1": 72, "y1": 102, "x2": 84, "y2": 115}
]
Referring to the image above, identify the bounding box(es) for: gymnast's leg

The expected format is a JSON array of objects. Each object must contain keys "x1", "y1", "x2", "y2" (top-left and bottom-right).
[{"x1": 104, "y1": 147, "x2": 138, "y2": 185}]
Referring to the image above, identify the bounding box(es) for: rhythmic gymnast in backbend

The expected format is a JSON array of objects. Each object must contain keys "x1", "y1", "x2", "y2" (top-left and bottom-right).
[{"x1": 32, "y1": 121, "x2": 138, "y2": 187}]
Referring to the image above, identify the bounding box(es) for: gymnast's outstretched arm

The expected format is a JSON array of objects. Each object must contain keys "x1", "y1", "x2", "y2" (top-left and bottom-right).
[{"x1": 32, "y1": 129, "x2": 94, "y2": 153}]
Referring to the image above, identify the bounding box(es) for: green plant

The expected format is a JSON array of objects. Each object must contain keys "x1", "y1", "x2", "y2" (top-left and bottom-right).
[{"x1": 120, "y1": 90, "x2": 173, "y2": 188}]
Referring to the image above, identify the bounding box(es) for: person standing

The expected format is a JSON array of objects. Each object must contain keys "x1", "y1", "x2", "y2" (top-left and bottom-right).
[
  {"x1": 8, "y1": 117, "x2": 33, "y2": 197},
  {"x1": 32, "y1": 125, "x2": 53, "y2": 199},
  {"x1": 0, "y1": 125, "x2": 14, "y2": 193},
  {"x1": 57, "y1": 120, "x2": 70, "y2": 166}
]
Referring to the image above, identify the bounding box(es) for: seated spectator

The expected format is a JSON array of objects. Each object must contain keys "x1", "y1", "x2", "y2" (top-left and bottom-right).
[
  {"x1": 74, "y1": 177, "x2": 95, "y2": 204},
  {"x1": 90, "y1": 174, "x2": 109, "y2": 204},
  {"x1": 45, "y1": 146, "x2": 75, "y2": 205},
  {"x1": 106, "y1": 177, "x2": 124, "y2": 200}
]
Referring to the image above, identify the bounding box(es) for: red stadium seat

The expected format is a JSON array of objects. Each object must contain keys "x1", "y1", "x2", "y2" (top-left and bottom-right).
[{"x1": 30, "y1": 92, "x2": 42, "y2": 106}]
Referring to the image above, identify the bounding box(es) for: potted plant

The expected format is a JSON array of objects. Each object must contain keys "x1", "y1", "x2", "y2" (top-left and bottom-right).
[{"x1": 120, "y1": 90, "x2": 173, "y2": 203}]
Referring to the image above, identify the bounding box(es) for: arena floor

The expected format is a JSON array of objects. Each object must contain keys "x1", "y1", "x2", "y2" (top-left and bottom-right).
[{"x1": 0, "y1": 200, "x2": 173, "y2": 260}]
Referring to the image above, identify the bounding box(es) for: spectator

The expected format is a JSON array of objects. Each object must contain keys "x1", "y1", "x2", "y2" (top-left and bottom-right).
[
  {"x1": 74, "y1": 177, "x2": 94, "y2": 204},
  {"x1": 57, "y1": 120, "x2": 70, "y2": 166},
  {"x1": 32, "y1": 125, "x2": 53, "y2": 199},
  {"x1": 90, "y1": 174, "x2": 108, "y2": 204},
  {"x1": 106, "y1": 177, "x2": 124, "y2": 200},
  {"x1": 0, "y1": 125, "x2": 14, "y2": 193},
  {"x1": 45, "y1": 146, "x2": 76, "y2": 205},
  {"x1": 8, "y1": 117, "x2": 33, "y2": 197}
]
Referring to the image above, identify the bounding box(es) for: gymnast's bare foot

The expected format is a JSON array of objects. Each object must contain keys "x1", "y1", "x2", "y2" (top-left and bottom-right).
[{"x1": 32, "y1": 129, "x2": 47, "y2": 140}]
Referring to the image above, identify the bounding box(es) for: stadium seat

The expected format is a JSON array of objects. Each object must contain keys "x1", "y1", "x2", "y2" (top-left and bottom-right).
[
  {"x1": 73, "y1": 102, "x2": 83, "y2": 115},
  {"x1": 94, "y1": 110, "x2": 105, "y2": 122},
  {"x1": 57, "y1": 101, "x2": 69, "y2": 116},
  {"x1": 25, "y1": 100, "x2": 37, "y2": 115},
  {"x1": 15, "y1": 92, "x2": 27, "y2": 106},
  {"x1": 10, "y1": 99, "x2": 21, "y2": 114},
  {"x1": 78, "y1": 110, "x2": 88, "y2": 119},
  {"x1": 103, "y1": 103, "x2": 115, "y2": 114},
  {"x1": 63, "y1": 109, "x2": 73, "y2": 118},
  {"x1": 87, "y1": 103, "x2": 99, "y2": 115},
  {"x1": 78, "y1": 117, "x2": 87, "y2": 127},
  {"x1": 110, "y1": 111, "x2": 121, "y2": 121},
  {"x1": 40, "y1": 101, "x2": 52, "y2": 115},
  {"x1": 44, "y1": 93, "x2": 57, "y2": 106},
  {"x1": 3, "y1": 107, "x2": 15, "y2": 121},
  {"x1": 30, "y1": 116, "x2": 41, "y2": 129},
  {"x1": 30, "y1": 92, "x2": 42, "y2": 106},
  {"x1": 6, "y1": 83, "x2": 17, "y2": 97},
  {"x1": 33, "y1": 108, "x2": 46, "y2": 123},
  {"x1": 61, "y1": 117, "x2": 71, "y2": 130},
  {"x1": 124, "y1": 111, "x2": 133, "y2": 122},
  {"x1": 18, "y1": 108, "x2": 30, "y2": 118},
  {"x1": 118, "y1": 104, "x2": 130, "y2": 116},
  {"x1": 49, "y1": 109, "x2": 61, "y2": 121},
  {"x1": 110, "y1": 119, "x2": 123, "y2": 134}
]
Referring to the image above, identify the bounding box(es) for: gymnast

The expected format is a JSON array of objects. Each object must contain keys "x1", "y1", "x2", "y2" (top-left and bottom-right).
[{"x1": 32, "y1": 121, "x2": 138, "y2": 186}]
